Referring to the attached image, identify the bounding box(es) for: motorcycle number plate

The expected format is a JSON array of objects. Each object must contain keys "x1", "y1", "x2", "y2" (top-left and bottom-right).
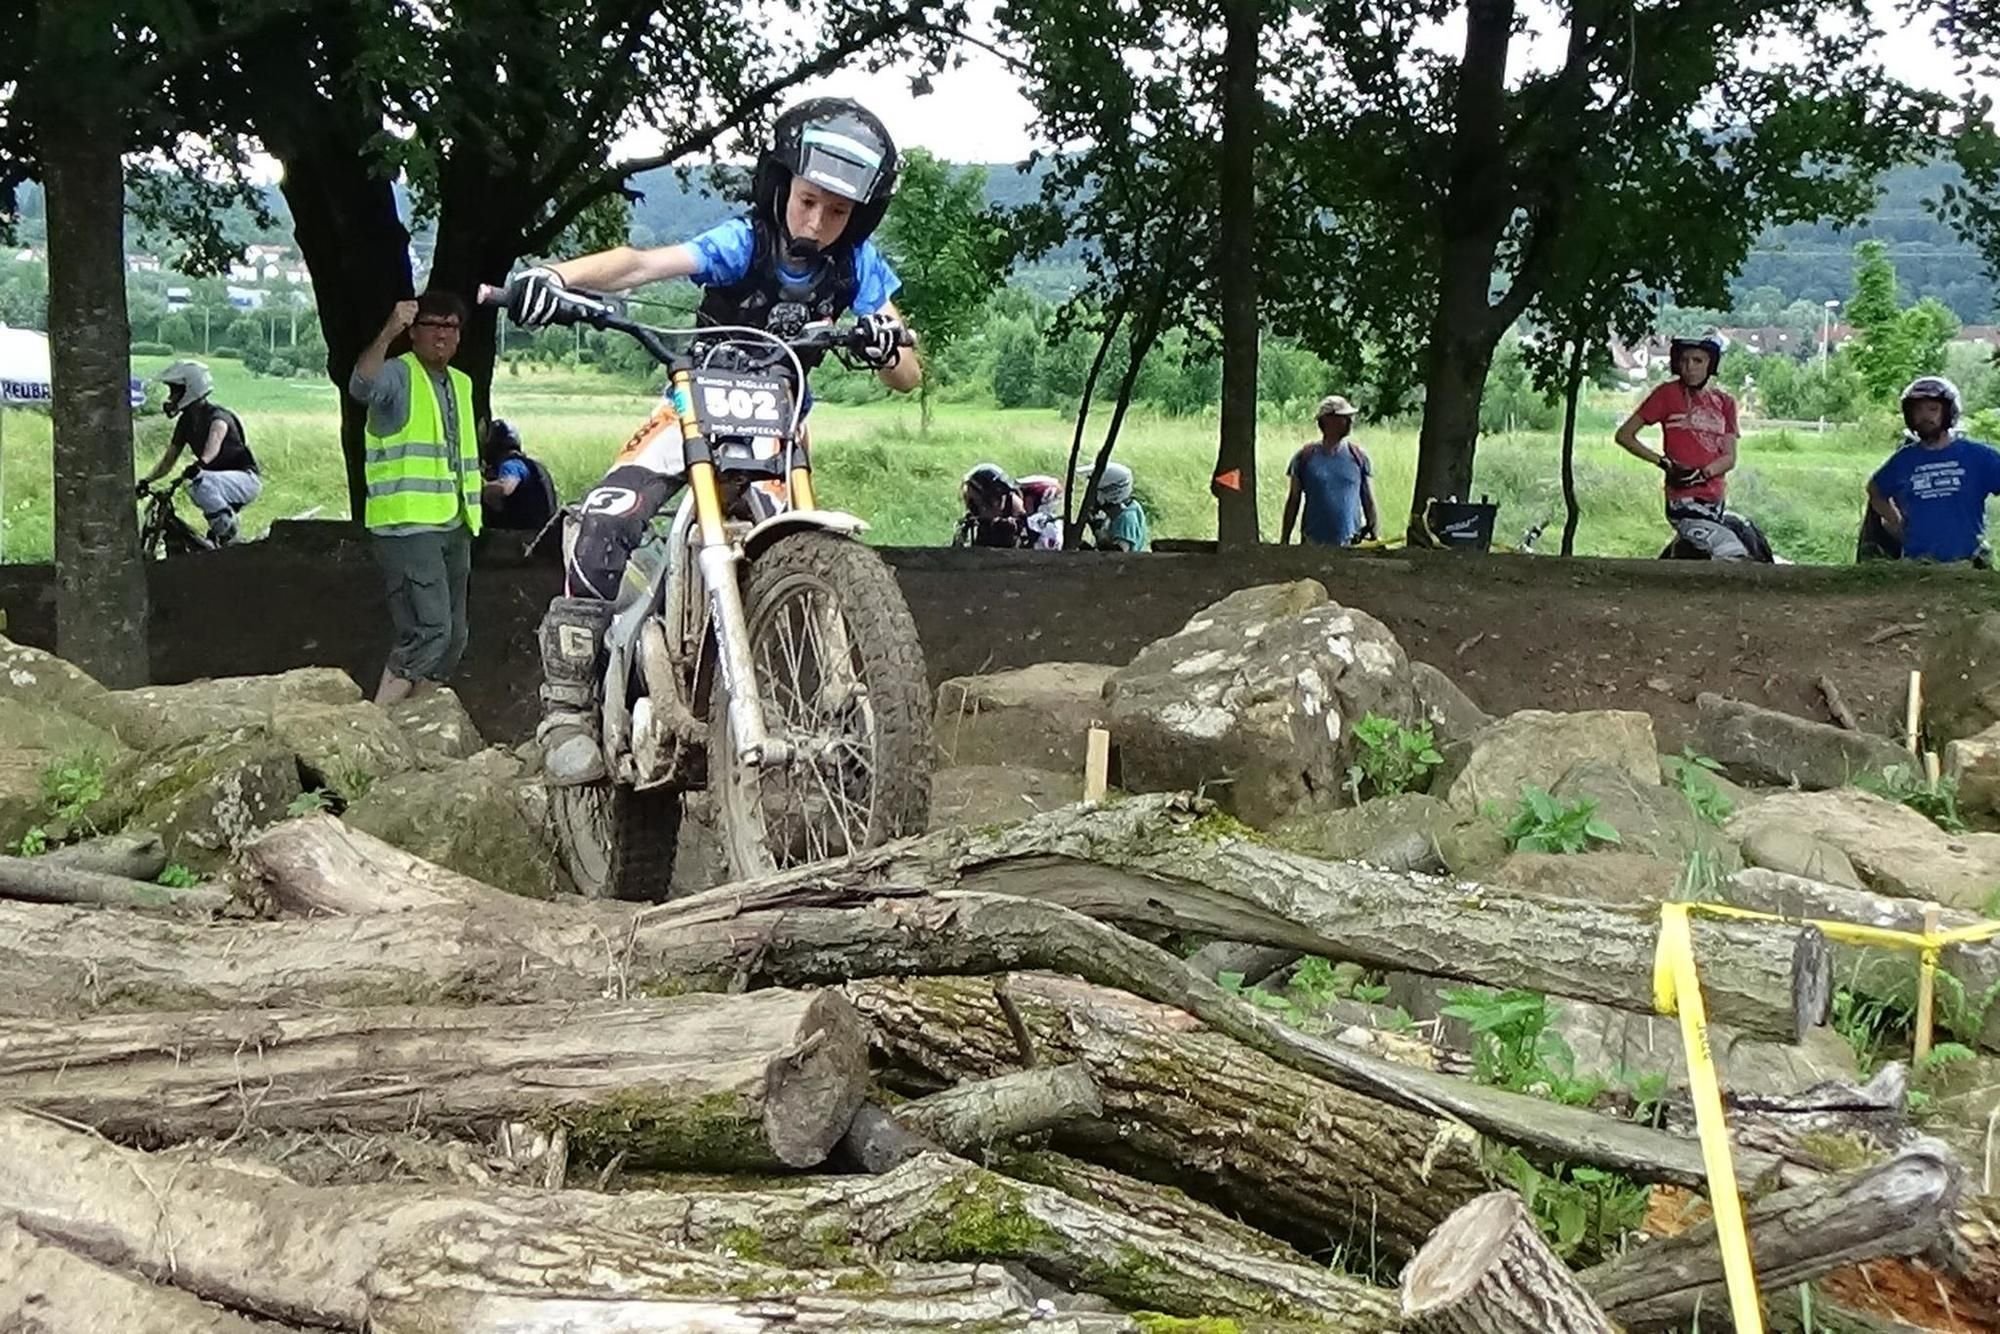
[{"x1": 690, "y1": 371, "x2": 793, "y2": 440}]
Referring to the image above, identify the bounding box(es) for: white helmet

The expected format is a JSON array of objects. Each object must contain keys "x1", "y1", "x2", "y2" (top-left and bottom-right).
[
  {"x1": 1095, "y1": 461, "x2": 1135, "y2": 507},
  {"x1": 157, "y1": 360, "x2": 214, "y2": 417}
]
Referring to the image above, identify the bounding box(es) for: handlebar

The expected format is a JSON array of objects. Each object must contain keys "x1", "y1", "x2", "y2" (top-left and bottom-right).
[{"x1": 476, "y1": 278, "x2": 916, "y2": 369}]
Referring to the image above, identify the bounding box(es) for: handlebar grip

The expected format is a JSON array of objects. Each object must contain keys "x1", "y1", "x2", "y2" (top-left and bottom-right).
[{"x1": 476, "y1": 283, "x2": 508, "y2": 308}]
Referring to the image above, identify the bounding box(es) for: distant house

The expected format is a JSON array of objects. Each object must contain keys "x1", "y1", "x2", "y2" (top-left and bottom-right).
[
  {"x1": 226, "y1": 286, "x2": 267, "y2": 310},
  {"x1": 164, "y1": 286, "x2": 192, "y2": 312},
  {"x1": 1958, "y1": 325, "x2": 2000, "y2": 349},
  {"x1": 125, "y1": 254, "x2": 162, "y2": 274}
]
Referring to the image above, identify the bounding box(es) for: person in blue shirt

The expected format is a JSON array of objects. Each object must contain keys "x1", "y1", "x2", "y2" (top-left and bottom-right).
[
  {"x1": 478, "y1": 418, "x2": 558, "y2": 534},
  {"x1": 1867, "y1": 376, "x2": 2000, "y2": 567},
  {"x1": 1282, "y1": 395, "x2": 1378, "y2": 546},
  {"x1": 508, "y1": 98, "x2": 923, "y2": 784}
]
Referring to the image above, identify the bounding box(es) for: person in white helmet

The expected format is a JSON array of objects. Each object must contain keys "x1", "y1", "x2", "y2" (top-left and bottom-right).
[
  {"x1": 1085, "y1": 461, "x2": 1150, "y2": 552},
  {"x1": 1867, "y1": 375, "x2": 2000, "y2": 565},
  {"x1": 138, "y1": 360, "x2": 261, "y2": 544}
]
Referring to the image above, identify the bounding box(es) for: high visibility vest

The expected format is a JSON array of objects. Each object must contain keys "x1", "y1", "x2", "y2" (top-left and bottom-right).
[{"x1": 363, "y1": 353, "x2": 482, "y2": 535}]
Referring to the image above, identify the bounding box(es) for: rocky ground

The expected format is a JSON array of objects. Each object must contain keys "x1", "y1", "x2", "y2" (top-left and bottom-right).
[{"x1": 5, "y1": 580, "x2": 2000, "y2": 1329}]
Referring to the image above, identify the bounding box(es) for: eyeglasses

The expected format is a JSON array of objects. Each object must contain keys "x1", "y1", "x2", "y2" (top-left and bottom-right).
[{"x1": 414, "y1": 319, "x2": 461, "y2": 332}]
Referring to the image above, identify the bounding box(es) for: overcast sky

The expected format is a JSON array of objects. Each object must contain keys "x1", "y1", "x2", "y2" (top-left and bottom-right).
[{"x1": 611, "y1": 0, "x2": 1994, "y2": 167}]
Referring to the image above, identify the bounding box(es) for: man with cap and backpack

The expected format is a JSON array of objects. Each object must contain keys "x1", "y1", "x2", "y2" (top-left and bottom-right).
[{"x1": 1282, "y1": 394, "x2": 1378, "y2": 546}]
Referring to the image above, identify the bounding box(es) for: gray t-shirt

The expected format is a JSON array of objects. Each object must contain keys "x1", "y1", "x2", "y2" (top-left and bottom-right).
[{"x1": 349, "y1": 356, "x2": 474, "y2": 535}]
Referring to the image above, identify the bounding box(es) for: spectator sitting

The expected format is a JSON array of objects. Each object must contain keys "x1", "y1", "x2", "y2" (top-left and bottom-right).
[
  {"x1": 1866, "y1": 376, "x2": 2000, "y2": 568},
  {"x1": 1085, "y1": 461, "x2": 1150, "y2": 552},
  {"x1": 1282, "y1": 395, "x2": 1377, "y2": 546},
  {"x1": 480, "y1": 417, "x2": 559, "y2": 534}
]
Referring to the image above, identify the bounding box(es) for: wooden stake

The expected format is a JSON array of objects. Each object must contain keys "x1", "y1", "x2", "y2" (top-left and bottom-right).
[
  {"x1": 1914, "y1": 904, "x2": 1941, "y2": 1067},
  {"x1": 1906, "y1": 670, "x2": 1923, "y2": 756},
  {"x1": 1084, "y1": 727, "x2": 1111, "y2": 804},
  {"x1": 1925, "y1": 751, "x2": 1942, "y2": 786}
]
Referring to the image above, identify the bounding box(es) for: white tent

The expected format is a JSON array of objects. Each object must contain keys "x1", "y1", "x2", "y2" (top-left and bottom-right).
[{"x1": 0, "y1": 326, "x2": 148, "y2": 560}]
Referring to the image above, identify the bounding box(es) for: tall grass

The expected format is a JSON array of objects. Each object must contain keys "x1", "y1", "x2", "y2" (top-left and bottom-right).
[{"x1": 0, "y1": 353, "x2": 1979, "y2": 563}]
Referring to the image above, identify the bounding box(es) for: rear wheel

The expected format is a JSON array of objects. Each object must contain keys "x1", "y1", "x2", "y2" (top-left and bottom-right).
[
  {"x1": 551, "y1": 780, "x2": 682, "y2": 901},
  {"x1": 712, "y1": 532, "x2": 931, "y2": 879}
]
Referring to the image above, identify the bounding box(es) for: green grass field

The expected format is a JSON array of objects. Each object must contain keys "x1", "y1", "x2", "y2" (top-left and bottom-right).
[{"x1": 0, "y1": 353, "x2": 1947, "y2": 564}]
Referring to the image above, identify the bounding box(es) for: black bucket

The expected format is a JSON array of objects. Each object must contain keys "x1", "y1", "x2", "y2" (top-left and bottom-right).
[{"x1": 1425, "y1": 497, "x2": 1498, "y2": 551}]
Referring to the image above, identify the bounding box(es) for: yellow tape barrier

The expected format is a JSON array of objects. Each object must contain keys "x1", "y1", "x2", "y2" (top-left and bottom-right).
[{"x1": 1649, "y1": 898, "x2": 2000, "y2": 1330}]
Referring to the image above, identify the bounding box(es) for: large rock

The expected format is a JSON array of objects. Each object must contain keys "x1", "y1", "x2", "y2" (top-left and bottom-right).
[
  {"x1": 89, "y1": 725, "x2": 303, "y2": 872},
  {"x1": 1691, "y1": 692, "x2": 1909, "y2": 790},
  {"x1": 1945, "y1": 720, "x2": 2000, "y2": 821},
  {"x1": 927, "y1": 765, "x2": 1076, "y2": 831},
  {"x1": 270, "y1": 702, "x2": 420, "y2": 793},
  {"x1": 1736, "y1": 824, "x2": 1864, "y2": 889},
  {"x1": 1551, "y1": 760, "x2": 1738, "y2": 871},
  {"x1": 1488, "y1": 851, "x2": 1684, "y2": 906},
  {"x1": 1104, "y1": 581, "x2": 1416, "y2": 828},
  {"x1": 0, "y1": 635, "x2": 109, "y2": 714},
  {"x1": 73, "y1": 667, "x2": 363, "y2": 752},
  {"x1": 1266, "y1": 793, "x2": 1455, "y2": 873},
  {"x1": 933, "y1": 663, "x2": 1114, "y2": 772},
  {"x1": 0, "y1": 699, "x2": 127, "y2": 847},
  {"x1": 1924, "y1": 610, "x2": 2000, "y2": 745},
  {"x1": 342, "y1": 748, "x2": 569, "y2": 900},
  {"x1": 1408, "y1": 660, "x2": 1490, "y2": 747},
  {"x1": 1726, "y1": 787, "x2": 2000, "y2": 912},
  {"x1": 388, "y1": 688, "x2": 485, "y2": 766},
  {"x1": 1435, "y1": 709, "x2": 1659, "y2": 815}
]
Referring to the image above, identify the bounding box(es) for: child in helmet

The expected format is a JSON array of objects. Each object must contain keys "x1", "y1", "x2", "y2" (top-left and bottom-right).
[
  {"x1": 1086, "y1": 461, "x2": 1150, "y2": 552},
  {"x1": 1613, "y1": 332, "x2": 1745, "y2": 560},
  {"x1": 508, "y1": 98, "x2": 922, "y2": 785},
  {"x1": 137, "y1": 360, "x2": 261, "y2": 544},
  {"x1": 1867, "y1": 376, "x2": 2000, "y2": 565},
  {"x1": 955, "y1": 463, "x2": 1027, "y2": 547}
]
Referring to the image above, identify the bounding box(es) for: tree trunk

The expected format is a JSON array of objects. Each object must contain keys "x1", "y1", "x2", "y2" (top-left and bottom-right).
[
  {"x1": 38, "y1": 28, "x2": 147, "y2": 687},
  {"x1": 1407, "y1": 320, "x2": 1497, "y2": 546},
  {"x1": 1213, "y1": 0, "x2": 1262, "y2": 549},
  {"x1": 0, "y1": 1108, "x2": 1373, "y2": 1332},
  {"x1": 38, "y1": 831, "x2": 167, "y2": 881},
  {"x1": 425, "y1": 159, "x2": 528, "y2": 421},
  {"x1": 0, "y1": 854, "x2": 229, "y2": 916},
  {"x1": 1560, "y1": 340, "x2": 1584, "y2": 555},
  {"x1": 0, "y1": 991, "x2": 867, "y2": 1170},
  {"x1": 850, "y1": 971, "x2": 1490, "y2": 1263},
  {"x1": 1399, "y1": 1191, "x2": 1616, "y2": 1334},
  {"x1": 244, "y1": 812, "x2": 499, "y2": 916},
  {"x1": 1060, "y1": 301, "x2": 1125, "y2": 544},
  {"x1": 1729, "y1": 867, "x2": 2000, "y2": 1053},
  {"x1": 1579, "y1": 1137, "x2": 1963, "y2": 1330},
  {"x1": 0, "y1": 1217, "x2": 301, "y2": 1334},
  {"x1": 893, "y1": 1062, "x2": 1103, "y2": 1150}
]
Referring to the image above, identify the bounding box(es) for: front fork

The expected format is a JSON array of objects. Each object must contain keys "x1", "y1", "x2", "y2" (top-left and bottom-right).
[{"x1": 670, "y1": 371, "x2": 783, "y2": 768}]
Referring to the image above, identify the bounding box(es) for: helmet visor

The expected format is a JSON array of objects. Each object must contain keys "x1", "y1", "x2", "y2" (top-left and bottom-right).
[{"x1": 798, "y1": 127, "x2": 887, "y2": 202}]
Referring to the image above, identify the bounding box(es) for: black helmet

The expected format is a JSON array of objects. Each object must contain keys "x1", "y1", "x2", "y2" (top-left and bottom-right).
[
  {"x1": 752, "y1": 99, "x2": 899, "y2": 253},
  {"x1": 1901, "y1": 375, "x2": 1963, "y2": 432},
  {"x1": 962, "y1": 463, "x2": 1015, "y2": 511},
  {"x1": 487, "y1": 418, "x2": 522, "y2": 454},
  {"x1": 1668, "y1": 331, "x2": 1727, "y2": 385}
]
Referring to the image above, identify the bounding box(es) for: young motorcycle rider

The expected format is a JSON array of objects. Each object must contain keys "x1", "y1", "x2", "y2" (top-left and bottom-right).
[{"x1": 505, "y1": 99, "x2": 922, "y2": 785}]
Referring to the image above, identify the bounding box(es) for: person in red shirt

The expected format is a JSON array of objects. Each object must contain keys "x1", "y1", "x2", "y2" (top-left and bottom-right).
[{"x1": 1613, "y1": 332, "x2": 1747, "y2": 560}]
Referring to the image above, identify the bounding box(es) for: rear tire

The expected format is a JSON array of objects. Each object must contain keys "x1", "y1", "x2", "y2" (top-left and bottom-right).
[
  {"x1": 712, "y1": 533, "x2": 931, "y2": 879},
  {"x1": 550, "y1": 779, "x2": 682, "y2": 901}
]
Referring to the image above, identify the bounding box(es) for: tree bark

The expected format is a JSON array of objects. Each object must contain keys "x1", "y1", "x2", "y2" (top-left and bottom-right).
[
  {"x1": 39, "y1": 831, "x2": 168, "y2": 881},
  {"x1": 1579, "y1": 1137, "x2": 1963, "y2": 1330},
  {"x1": 0, "y1": 1109, "x2": 1368, "y2": 1332},
  {"x1": 0, "y1": 991, "x2": 867, "y2": 1170},
  {"x1": 1213, "y1": 0, "x2": 1262, "y2": 549},
  {"x1": 244, "y1": 813, "x2": 498, "y2": 916},
  {"x1": 1399, "y1": 1191, "x2": 1616, "y2": 1334},
  {"x1": 1729, "y1": 867, "x2": 2000, "y2": 1053},
  {"x1": 0, "y1": 854, "x2": 231, "y2": 916},
  {"x1": 37, "y1": 6, "x2": 148, "y2": 687},
  {"x1": 0, "y1": 1217, "x2": 301, "y2": 1334},
  {"x1": 894, "y1": 1063, "x2": 1103, "y2": 1150},
  {"x1": 850, "y1": 971, "x2": 1490, "y2": 1262}
]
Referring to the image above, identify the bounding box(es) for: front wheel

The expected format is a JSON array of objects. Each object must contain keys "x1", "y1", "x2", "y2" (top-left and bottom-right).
[{"x1": 712, "y1": 533, "x2": 932, "y2": 878}]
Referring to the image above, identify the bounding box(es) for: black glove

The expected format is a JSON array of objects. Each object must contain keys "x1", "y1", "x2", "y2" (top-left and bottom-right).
[
  {"x1": 1664, "y1": 463, "x2": 1707, "y2": 490},
  {"x1": 180, "y1": 463, "x2": 203, "y2": 483},
  {"x1": 135, "y1": 480, "x2": 152, "y2": 497},
  {"x1": 511, "y1": 267, "x2": 570, "y2": 329},
  {"x1": 852, "y1": 312, "x2": 905, "y2": 369}
]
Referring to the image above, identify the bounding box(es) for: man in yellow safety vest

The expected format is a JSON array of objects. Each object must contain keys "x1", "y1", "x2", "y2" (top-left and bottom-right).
[{"x1": 349, "y1": 289, "x2": 482, "y2": 706}]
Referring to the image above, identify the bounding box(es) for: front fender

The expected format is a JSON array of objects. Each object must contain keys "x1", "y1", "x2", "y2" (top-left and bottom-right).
[{"x1": 740, "y1": 508, "x2": 870, "y2": 562}]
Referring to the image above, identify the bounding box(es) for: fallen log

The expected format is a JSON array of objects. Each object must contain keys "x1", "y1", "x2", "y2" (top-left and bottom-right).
[
  {"x1": 0, "y1": 878, "x2": 1785, "y2": 1190},
  {"x1": 1579, "y1": 1137, "x2": 1963, "y2": 1330},
  {"x1": 1730, "y1": 866, "x2": 2000, "y2": 1053},
  {"x1": 851, "y1": 971, "x2": 1490, "y2": 1262},
  {"x1": 896, "y1": 1062, "x2": 1103, "y2": 1149},
  {"x1": 0, "y1": 1109, "x2": 1383, "y2": 1332},
  {"x1": 38, "y1": 830, "x2": 168, "y2": 881},
  {"x1": 268, "y1": 800, "x2": 1833, "y2": 1042},
  {"x1": 0, "y1": 990, "x2": 868, "y2": 1170},
  {"x1": 0, "y1": 852, "x2": 231, "y2": 916},
  {"x1": 0, "y1": 1217, "x2": 301, "y2": 1333},
  {"x1": 1399, "y1": 1192, "x2": 1617, "y2": 1334}
]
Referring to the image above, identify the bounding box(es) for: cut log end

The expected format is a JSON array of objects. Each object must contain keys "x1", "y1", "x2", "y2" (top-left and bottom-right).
[
  {"x1": 761, "y1": 989, "x2": 871, "y2": 1167},
  {"x1": 1401, "y1": 1191, "x2": 1616, "y2": 1334},
  {"x1": 1791, "y1": 923, "x2": 1835, "y2": 1040}
]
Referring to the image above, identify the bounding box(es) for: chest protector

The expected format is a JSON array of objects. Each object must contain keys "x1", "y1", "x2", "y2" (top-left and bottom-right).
[{"x1": 695, "y1": 214, "x2": 860, "y2": 372}]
